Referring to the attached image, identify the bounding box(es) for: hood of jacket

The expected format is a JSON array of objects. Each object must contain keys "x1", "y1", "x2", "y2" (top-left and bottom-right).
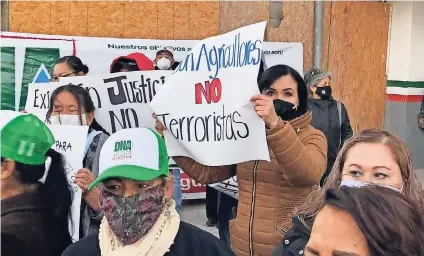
[{"x1": 110, "y1": 52, "x2": 155, "y2": 73}]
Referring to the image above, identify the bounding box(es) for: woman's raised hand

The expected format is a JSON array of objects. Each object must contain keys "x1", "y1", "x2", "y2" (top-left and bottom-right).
[
  {"x1": 250, "y1": 94, "x2": 279, "y2": 129},
  {"x1": 152, "y1": 113, "x2": 167, "y2": 136}
]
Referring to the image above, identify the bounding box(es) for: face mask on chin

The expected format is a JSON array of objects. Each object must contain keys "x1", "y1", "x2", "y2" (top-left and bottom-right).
[
  {"x1": 315, "y1": 85, "x2": 332, "y2": 99},
  {"x1": 156, "y1": 58, "x2": 171, "y2": 70},
  {"x1": 48, "y1": 114, "x2": 88, "y2": 126},
  {"x1": 273, "y1": 99, "x2": 303, "y2": 121},
  {"x1": 100, "y1": 185, "x2": 165, "y2": 245}
]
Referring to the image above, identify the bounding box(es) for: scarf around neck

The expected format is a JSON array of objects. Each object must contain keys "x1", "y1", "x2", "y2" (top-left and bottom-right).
[{"x1": 99, "y1": 198, "x2": 180, "y2": 256}]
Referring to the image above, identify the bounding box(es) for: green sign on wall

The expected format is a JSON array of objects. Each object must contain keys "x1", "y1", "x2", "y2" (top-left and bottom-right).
[{"x1": 1, "y1": 47, "x2": 60, "y2": 110}]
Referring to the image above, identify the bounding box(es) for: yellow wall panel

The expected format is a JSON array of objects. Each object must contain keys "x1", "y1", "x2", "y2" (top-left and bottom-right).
[
  {"x1": 123, "y1": 2, "x2": 157, "y2": 39},
  {"x1": 68, "y1": 2, "x2": 89, "y2": 36},
  {"x1": 157, "y1": 2, "x2": 174, "y2": 39},
  {"x1": 173, "y1": 2, "x2": 191, "y2": 39},
  {"x1": 9, "y1": 2, "x2": 50, "y2": 34},
  {"x1": 86, "y1": 2, "x2": 125, "y2": 38},
  {"x1": 189, "y1": 1, "x2": 219, "y2": 39},
  {"x1": 266, "y1": 1, "x2": 315, "y2": 70},
  {"x1": 50, "y1": 1, "x2": 70, "y2": 35},
  {"x1": 219, "y1": 1, "x2": 268, "y2": 34},
  {"x1": 326, "y1": 2, "x2": 390, "y2": 130}
]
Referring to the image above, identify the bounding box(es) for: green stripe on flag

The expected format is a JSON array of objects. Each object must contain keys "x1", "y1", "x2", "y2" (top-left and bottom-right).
[
  {"x1": 19, "y1": 48, "x2": 60, "y2": 110},
  {"x1": 387, "y1": 80, "x2": 424, "y2": 88},
  {"x1": 1, "y1": 47, "x2": 16, "y2": 110}
]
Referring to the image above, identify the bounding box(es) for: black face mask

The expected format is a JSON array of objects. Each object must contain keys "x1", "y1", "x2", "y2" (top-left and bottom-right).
[
  {"x1": 273, "y1": 99, "x2": 302, "y2": 121},
  {"x1": 316, "y1": 86, "x2": 332, "y2": 99}
]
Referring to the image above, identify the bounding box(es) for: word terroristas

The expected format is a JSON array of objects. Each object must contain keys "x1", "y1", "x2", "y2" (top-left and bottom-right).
[{"x1": 156, "y1": 105, "x2": 249, "y2": 142}]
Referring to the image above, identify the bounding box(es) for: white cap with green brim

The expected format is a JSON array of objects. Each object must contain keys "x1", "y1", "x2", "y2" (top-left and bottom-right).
[{"x1": 88, "y1": 128, "x2": 169, "y2": 190}]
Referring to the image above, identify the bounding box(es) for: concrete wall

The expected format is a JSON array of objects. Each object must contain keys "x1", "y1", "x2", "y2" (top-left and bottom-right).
[
  {"x1": 385, "y1": 1, "x2": 424, "y2": 170},
  {"x1": 385, "y1": 101, "x2": 424, "y2": 169}
]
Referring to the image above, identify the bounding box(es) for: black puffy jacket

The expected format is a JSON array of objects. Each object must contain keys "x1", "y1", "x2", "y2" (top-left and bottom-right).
[
  {"x1": 271, "y1": 216, "x2": 312, "y2": 256},
  {"x1": 308, "y1": 98, "x2": 353, "y2": 184}
]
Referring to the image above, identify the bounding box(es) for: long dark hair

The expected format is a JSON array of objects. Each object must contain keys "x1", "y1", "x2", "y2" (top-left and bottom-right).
[
  {"x1": 46, "y1": 84, "x2": 110, "y2": 135},
  {"x1": 1, "y1": 149, "x2": 72, "y2": 243},
  {"x1": 56, "y1": 56, "x2": 89, "y2": 75},
  {"x1": 324, "y1": 186, "x2": 424, "y2": 255},
  {"x1": 258, "y1": 65, "x2": 308, "y2": 115}
]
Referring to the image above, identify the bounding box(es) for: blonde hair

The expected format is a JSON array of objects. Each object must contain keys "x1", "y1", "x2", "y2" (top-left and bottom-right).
[{"x1": 297, "y1": 129, "x2": 424, "y2": 222}]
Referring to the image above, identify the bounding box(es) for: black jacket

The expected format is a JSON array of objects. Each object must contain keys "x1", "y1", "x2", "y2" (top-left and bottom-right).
[
  {"x1": 62, "y1": 221, "x2": 236, "y2": 256},
  {"x1": 271, "y1": 216, "x2": 312, "y2": 256},
  {"x1": 308, "y1": 98, "x2": 353, "y2": 180},
  {"x1": 1, "y1": 190, "x2": 72, "y2": 256}
]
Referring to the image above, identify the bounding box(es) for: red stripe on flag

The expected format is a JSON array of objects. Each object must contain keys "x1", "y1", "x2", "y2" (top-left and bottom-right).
[
  {"x1": 1, "y1": 34, "x2": 74, "y2": 42},
  {"x1": 387, "y1": 94, "x2": 424, "y2": 102}
]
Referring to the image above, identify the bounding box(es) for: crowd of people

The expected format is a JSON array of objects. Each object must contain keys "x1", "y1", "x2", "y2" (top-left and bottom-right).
[{"x1": 1, "y1": 51, "x2": 424, "y2": 256}]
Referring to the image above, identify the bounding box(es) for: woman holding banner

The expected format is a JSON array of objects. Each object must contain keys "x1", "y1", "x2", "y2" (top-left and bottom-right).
[
  {"x1": 155, "y1": 65, "x2": 327, "y2": 256},
  {"x1": 46, "y1": 84, "x2": 110, "y2": 238},
  {"x1": 51, "y1": 56, "x2": 89, "y2": 82},
  {"x1": 1, "y1": 111, "x2": 72, "y2": 255}
]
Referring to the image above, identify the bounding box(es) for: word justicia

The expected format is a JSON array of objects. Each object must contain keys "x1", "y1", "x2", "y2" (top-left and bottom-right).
[
  {"x1": 175, "y1": 32, "x2": 262, "y2": 79},
  {"x1": 156, "y1": 105, "x2": 250, "y2": 143}
]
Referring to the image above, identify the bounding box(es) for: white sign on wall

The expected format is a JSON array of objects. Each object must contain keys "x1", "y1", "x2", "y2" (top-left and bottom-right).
[{"x1": 151, "y1": 21, "x2": 270, "y2": 166}]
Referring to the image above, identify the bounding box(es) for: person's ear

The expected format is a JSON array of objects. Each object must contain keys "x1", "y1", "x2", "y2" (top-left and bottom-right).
[
  {"x1": 310, "y1": 84, "x2": 317, "y2": 93},
  {"x1": 86, "y1": 112, "x2": 95, "y2": 126},
  {"x1": 164, "y1": 176, "x2": 174, "y2": 198},
  {"x1": 1, "y1": 159, "x2": 16, "y2": 181}
]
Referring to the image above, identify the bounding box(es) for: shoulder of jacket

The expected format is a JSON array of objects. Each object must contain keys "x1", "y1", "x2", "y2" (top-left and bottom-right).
[
  {"x1": 62, "y1": 232, "x2": 99, "y2": 256},
  {"x1": 297, "y1": 124, "x2": 325, "y2": 137}
]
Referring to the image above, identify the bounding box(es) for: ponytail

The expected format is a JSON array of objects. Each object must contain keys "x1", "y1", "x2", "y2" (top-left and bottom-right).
[
  {"x1": 43, "y1": 149, "x2": 73, "y2": 237},
  {"x1": 90, "y1": 118, "x2": 110, "y2": 136}
]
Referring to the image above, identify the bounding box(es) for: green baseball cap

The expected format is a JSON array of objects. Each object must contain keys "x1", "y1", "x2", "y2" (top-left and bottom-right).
[
  {"x1": 88, "y1": 128, "x2": 169, "y2": 190},
  {"x1": 1, "y1": 110, "x2": 55, "y2": 165}
]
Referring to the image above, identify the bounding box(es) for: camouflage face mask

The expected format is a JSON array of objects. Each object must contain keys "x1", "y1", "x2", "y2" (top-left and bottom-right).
[{"x1": 99, "y1": 185, "x2": 164, "y2": 245}]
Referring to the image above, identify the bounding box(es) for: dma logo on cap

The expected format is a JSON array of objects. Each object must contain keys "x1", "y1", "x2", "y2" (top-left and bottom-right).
[{"x1": 113, "y1": 140, "x2": 132, "y2": 160}]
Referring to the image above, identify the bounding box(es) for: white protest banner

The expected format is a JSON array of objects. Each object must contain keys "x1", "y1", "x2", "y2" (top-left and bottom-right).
[
  {"x1": 24, "y1": 71, "x2": 172, "y2": 134},
  {"x1": 1, "y1": 31, "x2": 303, "y2": 113},
  {"x1": 150, "y1": 21, "x2": 270, "y2": 166},
  {"x1": 48, "y1": 125, "x2": 88, "y2": 242},
  {"x1": 210, "y1": 177, "x2": 239, "y2": 200}
]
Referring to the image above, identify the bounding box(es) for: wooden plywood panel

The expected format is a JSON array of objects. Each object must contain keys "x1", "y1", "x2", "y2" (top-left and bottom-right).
[
  {"x1": 219, "y1": 1, "x2": 268, "y2": 34},
  {"x1": 69, "y1": 1, "x2": 89, "y2": 36},
  {"x1": 87, "y1": 2, "x2": 125, "y2": 38},
  {"x1": 123, "y1": 2, "x2": 157, "y2": 39},
  {"x1": 322, "y1": 1, "x2": 333, "y2": 70},
  {"x1": 189, "y1": 1, "x2": 219, "y2": 39},
  {"x1": 173, "y1": 1, "x2": 190, "y2": 39},
  {"x1": 267, "y1": 1, "x2": 315, "y2": 71},
  {"x1": 157, "y1": 2, "x2": 174, "y2": 39},
  {"x1": 9, "y1": 2, "x2": 50, "y2": 34},
  {"x1": 327, "y1": 2, "x2": 390, "y2": 130},
  {"x1": 51, "y1": 1, "x2": 70, "y2": 35}
]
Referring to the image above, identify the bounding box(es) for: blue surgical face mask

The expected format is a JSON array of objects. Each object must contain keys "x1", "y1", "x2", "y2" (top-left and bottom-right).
[{"x1": 340, "y1": 180, "x2": 403, "y2": 193}]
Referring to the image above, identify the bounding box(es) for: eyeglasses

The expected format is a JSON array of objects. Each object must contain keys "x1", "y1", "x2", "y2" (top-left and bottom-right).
[{"x1": 50, "y1": 72, "x2": 76, "y2": 82}]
